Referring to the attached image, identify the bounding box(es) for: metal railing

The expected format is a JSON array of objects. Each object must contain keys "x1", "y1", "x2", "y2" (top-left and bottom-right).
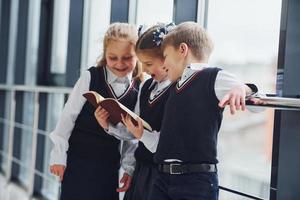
[
  {"x1": 0, "y1": 84, "x2": 72, "y2": 199},
  {"x1": 0, "y1": 84, "x2": 268, "y2": 200}
]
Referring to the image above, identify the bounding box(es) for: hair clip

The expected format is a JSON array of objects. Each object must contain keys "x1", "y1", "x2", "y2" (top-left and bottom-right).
[
  {"x1": 152, "y1": 22, "x2": 175, "y2": 46},
  {"x1": 138, "y1": 24, "x2": 148, "y2": 37}
]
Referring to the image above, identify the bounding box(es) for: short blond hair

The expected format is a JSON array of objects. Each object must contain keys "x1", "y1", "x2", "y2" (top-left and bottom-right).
[
  {"x1": 162, "y1": 21, "x2": 213, "y2": 60},
  {"x1": 97, "y1": 22, "x2": 143, "y2": 81}
]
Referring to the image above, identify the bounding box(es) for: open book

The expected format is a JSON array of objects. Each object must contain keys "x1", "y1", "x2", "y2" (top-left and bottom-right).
[{"x1": 83, "y1": 91, "x2": 152, "y2": 131}]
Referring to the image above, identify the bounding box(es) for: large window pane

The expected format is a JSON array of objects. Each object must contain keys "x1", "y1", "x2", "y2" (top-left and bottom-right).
[
  {"x1": 41, "y1": 93, "x2": 65, "y2": 200},
  {"x1": 207, "y1": 0, "x2": 281, "y2": 199},
  {"x1": 80, "y1": 0, "x2": 111, "y2": 71},
  {"x1": 18, "y1": 92, "x2": 35, "y2": 187},
  {"x1": 25, "y1": 0, "x2": 41, "y2": 86},
  {"x1": 0, "y1": 92, "x2": 10, "y2": 172},
  {"x1": 136, "y1": 0, "x2": 173, "y2": 25},
  {"x1": 50, "y1": 0, "x2": 70, "y2": 74}
]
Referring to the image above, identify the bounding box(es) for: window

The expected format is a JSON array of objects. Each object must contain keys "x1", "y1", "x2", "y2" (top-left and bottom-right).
[
  {"x1": 41, "y1": 94, "x2": 65, "y2": 200},
  {"x1": 80, "y1": 0, "x2": 111, "y2": 71},
  {"x1": 207, "y1": 0, "x2": 281, "y2": 199},
  {"x1": 135, "y1": 0, "x2": 173, "y2": 25},
  {"x1": 50, "y1": 0, "x2": 70, "y2": 74}
]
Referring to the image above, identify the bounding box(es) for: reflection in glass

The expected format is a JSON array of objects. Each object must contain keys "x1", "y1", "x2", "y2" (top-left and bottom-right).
[
  {"x1": 207, "y1": 0, "x2": 281, "y2": 199},
  {"x1": 136, "y1": 0, "x2": 173, "y2": 25},
  {"x1": 50, "y1": 0, "x2": 70, "y2": 74},
  {"x1": 41, "y1": 93, "x2": 65, "y2": 200},
  {"x1": 81, "y1": 0, "x2": 111, "y2": 71},
  {"x1": 19, "y1": 92, "x2": 34, "y2": 187}
]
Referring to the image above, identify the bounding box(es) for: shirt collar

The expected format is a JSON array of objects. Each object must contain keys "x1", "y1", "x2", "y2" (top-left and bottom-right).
[
  {"x1": 105, "y1": 66, "x2": 132, "y2": 84},
  {"x1": 156, "y1": 79, "x2": 172, "y2": 91},
  {"x1": 188, "y1": 62, "x2": 209, "y2": 70},
  {"x1": 181, "y1": 63, "x2": 209, "y2": 78},
  {"x1": 149, "y1": 79, "x2": 171, "y2": 91},
  {"x1": 178, "y1": 63, "x2": 209, "y2": 85}
]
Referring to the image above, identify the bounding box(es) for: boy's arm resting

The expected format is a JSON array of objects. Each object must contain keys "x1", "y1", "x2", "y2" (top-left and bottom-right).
[
  {"x1": 120, "y1": 140, "x2": 139, "y2": 176},
  {"x1": 215, "y1": 70, "x2": 259, "y2": 100},
  {"x1": 245, "y1": 83, "x2": 258, "y2": 96},
  {"x1": 139, "y1": 130, "x2": 160, "y2": 153},
  {"x1": 49, "y1": 71, "x2": 90, "y2": 165},
  {"x1": 215, "y1": 70, "x2": 246, "y2": 101}
]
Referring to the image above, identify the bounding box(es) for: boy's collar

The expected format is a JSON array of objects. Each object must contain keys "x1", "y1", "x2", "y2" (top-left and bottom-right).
[
  {"x1": 178, "y1": 63, "x2": 209, "y2": 83},
  {"x1": 188, "y1": 63, "x2": 209, "y2": 70},
  {"x1": 149, "y1": 79, "x2": 171, "y2": 91},
  {"x1": 105, "y1": 66, "x2": 132, "y2": 84}
]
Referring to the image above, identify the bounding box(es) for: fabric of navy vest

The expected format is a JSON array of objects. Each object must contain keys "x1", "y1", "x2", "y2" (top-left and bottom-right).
[
  {"x1": 134, "y1": 78, "x2": 172, "y2": 165},
  {"x1": 68, "y1": 66, "x2": 139, "y2": 164},
  {"x1": 154, "y1": 67, "x2": 223, "y2": 164}
]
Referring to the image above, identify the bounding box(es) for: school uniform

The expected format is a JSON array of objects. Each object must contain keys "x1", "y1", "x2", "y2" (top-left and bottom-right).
[
  {"x1": 141, "y1": 63, "x2": 257, "y2": 200},
  {"x1": 49, "y1": 66, "x2": 139, "y2": 200},
  {"x1": 123, "y1": 78, "x2": 173, "y2": 200}
]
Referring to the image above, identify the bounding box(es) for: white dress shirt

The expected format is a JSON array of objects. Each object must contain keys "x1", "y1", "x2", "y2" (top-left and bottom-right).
[
  {"x1": 141, "y1": 63, "x2": 261, "y2": 155},
  {"x1": 109, "y1": 63, "x2": 260, "y2": 156},
  {"x1": 49, "y1": 66, "x2": 137, "y2": 175}
]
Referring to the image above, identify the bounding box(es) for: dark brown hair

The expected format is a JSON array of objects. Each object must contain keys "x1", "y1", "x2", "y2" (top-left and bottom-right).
[{"x1": 135, "y1": 24, "x2": 167, "y2": 59}]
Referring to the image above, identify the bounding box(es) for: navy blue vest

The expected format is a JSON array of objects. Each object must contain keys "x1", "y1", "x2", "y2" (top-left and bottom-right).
[
  {"x1": 154, "y1": 67, "x2": 223, "y2": 164},
  {"x1": 134, "y1": 78, "x2": 172, "y2": 165},
  {"x1": 68, "y1": 66, "x2": 140, "y2": 164}
]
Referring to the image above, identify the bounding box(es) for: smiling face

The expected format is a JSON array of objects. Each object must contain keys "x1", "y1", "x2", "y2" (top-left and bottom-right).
[
  {"x1": 163, "y1": 45, "x2": 186, "y2": 81},
  {"x1": 105, "y1": 39, "x2": 137, "y2": 77},
  {"x1": 137, "y1": 53, "x2": 167, "y2": 82}
]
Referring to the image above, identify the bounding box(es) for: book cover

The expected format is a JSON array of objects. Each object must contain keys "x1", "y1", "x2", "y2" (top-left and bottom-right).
[{"x1": 83, "y1": 91, "x2": 152, "y2": 131}]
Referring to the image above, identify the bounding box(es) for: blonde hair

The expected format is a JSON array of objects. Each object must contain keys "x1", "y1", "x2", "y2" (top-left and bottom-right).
[
  {"x1": 162, "y1": 21, "x2": 213, "y2": 61},
  {"x1": 97, "y1": 22, "x2": 143, "y2": 81}
]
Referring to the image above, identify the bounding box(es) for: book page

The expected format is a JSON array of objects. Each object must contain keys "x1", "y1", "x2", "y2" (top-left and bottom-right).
[
  {"x1": 89, "y1": 91, "x2": 105, "y2": 103},
  {"x1": 117, "y1": 102, "x2": 152, "y2": 131}
]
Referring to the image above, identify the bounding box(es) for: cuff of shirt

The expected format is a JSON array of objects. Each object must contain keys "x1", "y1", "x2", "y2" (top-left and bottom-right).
[
  {"x1": 107, "y1": 124, "x2": 116, "y2": 135},
  {"x1": 108, "y1": 123, "x2": 136, "y2": 140},
  {"x1": 122, "y1": 166, "x2": 135, "y2": 176},
  {"x1": 49, "y1": 150, "x2": 67, "y2": 166},
  {"x1": 246, "y1": 83, "x2": 258, "y2": 97}
]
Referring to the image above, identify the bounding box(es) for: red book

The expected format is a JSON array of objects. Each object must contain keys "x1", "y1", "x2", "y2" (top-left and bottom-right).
[{"x1": 83, "y1": 91, "x2": 152, "y2": 131}]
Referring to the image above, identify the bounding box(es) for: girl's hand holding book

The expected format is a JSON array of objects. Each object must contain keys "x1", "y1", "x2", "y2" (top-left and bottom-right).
[
  {"x1": 121, "y1": 114, "x2": 143, "y2": 139},
  {"x1": 94, "y1": 106, "x2": 109, "y2": 130}
]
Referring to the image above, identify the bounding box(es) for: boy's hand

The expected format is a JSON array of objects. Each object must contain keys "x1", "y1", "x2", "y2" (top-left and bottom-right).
[
  {"x1": 218, "y1": 85, "x2": 247, "y2": 114},
  {"x1": 117, "y1": 172, "x2": 132, "y2": 192},
  {"x1": 121, "y1": 114, "x2": 143, "y2": 139},
  {"x1": 94, "y1": 106, "x2": 109, "y2": 130},
  {"x1": 50, "y1": 164, "x2": 66, "y2": 181},
  {"x1": 249, "y1": 97, "x2": 266, "y2": 105}
]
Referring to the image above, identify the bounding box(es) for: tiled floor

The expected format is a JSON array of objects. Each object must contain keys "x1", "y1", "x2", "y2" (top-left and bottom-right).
[
  {"x1": 0, "y1": 173, "x2": 125, "y2": 200},
  {"x1": 0, "y1": 174, "x2": 29, "y2": 200}
]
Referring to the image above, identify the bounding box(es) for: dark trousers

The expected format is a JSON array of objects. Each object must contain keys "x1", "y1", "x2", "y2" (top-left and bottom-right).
[
  {"x1": 149, "y1": 171, "x2": 219, "y2": 200},
  {"x1": 60, "y1": 153, "x2": 119, "y2": 200},
  {"x1": 124, "y1": 162, "x2": 158, "y2": 200}
]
